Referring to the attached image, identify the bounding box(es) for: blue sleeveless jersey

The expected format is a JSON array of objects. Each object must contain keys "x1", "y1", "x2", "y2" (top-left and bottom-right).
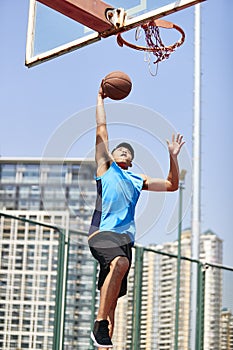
[{"x1": 89, "y1": 162, "x2": 144, "y2": 242}]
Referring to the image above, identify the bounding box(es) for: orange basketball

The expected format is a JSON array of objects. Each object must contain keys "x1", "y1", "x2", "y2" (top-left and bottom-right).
[{"x1": 101, "y1": 71, "x2": 132, "y2": 100}]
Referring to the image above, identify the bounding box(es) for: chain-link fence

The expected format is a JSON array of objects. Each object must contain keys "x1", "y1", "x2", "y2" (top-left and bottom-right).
[
  {"x1": 1, "y1": 212, "x2": 233, "y2": 350},
  {"x1": 0, "y1": 212, "x2": 62, "y2": 350}
]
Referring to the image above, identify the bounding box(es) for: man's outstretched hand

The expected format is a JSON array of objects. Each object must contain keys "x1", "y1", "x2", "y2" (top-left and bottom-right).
[{"x1": 166, "y1": 133, "x2": 185, "y2": 157}]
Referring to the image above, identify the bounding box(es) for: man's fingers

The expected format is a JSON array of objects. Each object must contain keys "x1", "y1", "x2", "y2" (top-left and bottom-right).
[
  {"x1": 167, "y1": 134, "x2": 185, "y2": 147},
  {"x1": 176, "y1": 133, "x2": 180, "y2": 142},
  {"x1": 180, "y1": 141, "x2": 186, "y2": 148},
  {"x1": 176, "y1": 134, "x2": 184, "y2": 144}
]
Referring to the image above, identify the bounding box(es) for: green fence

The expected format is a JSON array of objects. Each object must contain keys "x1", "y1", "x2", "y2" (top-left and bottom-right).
[
  {"x1": 1, "y1": 212, "x2": 233, "y2": 350},
  {"x1": 0, "y1": 212, "x2": 63, "y2": 349}
]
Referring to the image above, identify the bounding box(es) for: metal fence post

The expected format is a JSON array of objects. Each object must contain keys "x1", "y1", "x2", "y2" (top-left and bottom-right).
[
  {"x1": 174, "y1": 173, "x2": 186, "y2": 350},
  {"x1": 132, "y1": 246, "x2": 144, "y2": 350},
  {"x1": 196, "y1": 262, "x2": 206, "y2": 350},
  {"x1": 53, "y1": 229, "x2": 66, "y2": 350},
  {"x1": 62, "y1": 233, "x2": 70, "y2": 349},
  {"x1": 89, "y1": 259, "x2": 98, "y2": 350}
]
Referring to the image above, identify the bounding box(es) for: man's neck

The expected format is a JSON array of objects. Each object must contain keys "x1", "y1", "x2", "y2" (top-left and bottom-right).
[{"x1": 116, "y1": 162, "x2": 128, "y2": 170}]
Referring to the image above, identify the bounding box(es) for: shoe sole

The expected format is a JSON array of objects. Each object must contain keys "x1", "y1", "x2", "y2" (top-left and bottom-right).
[{"x1": 91, "y1": 332, "x2": 113, "y2": 348}]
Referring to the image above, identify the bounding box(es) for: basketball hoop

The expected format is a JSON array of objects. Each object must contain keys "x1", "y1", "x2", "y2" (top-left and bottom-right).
[{"x1": 117, "y1": 19, "x2": 185, "y2": 76}]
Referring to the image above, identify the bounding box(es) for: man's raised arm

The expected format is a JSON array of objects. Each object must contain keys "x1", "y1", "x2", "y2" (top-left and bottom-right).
[
  {"x1": 141, "y1": 133, "x2": 185, "y2": 192},
  {"x1": 95, "y1": 86, "x2": 112, "y2": 176}
]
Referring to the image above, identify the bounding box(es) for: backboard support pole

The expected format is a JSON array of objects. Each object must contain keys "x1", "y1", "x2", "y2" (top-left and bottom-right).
[
  {"x1": 101, "y1": 0, "x2": 206, "y2": 37},
  {"x1": 190, "y1": 3, "x2": 202, "y2": 349},
  {"x1": 36, "y1": 0, "x2": 113, "y2": 32}
]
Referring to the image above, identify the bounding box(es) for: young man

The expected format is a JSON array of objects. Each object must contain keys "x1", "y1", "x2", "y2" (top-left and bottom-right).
[{"x1": 88, "y1": 85, "x2": 185, "y2": 349}]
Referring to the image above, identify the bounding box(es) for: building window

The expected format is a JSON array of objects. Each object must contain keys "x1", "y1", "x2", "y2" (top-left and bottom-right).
[{"x1": 0, "y1": 164, "x2": 16, "y2": 183}]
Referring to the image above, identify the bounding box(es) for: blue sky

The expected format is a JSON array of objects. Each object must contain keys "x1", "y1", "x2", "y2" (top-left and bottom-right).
[{"x1": 1, "y1": 0, "x2": 232, "y2": 270}]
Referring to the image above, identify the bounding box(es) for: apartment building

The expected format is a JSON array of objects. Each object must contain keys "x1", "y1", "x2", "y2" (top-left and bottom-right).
[
  {"x1": 0, "y1": 158, "x2": 97, "y2": 350},
  {"x1": 0, "y1": 211, "x2": 68, "y2": 349},
  {"x1": 114, "y1": 229, "x2": 222, "y2": 350},
  {"x1": 0, "y1": 157, "x2": 96, "y2": 231},
  {"x1": 200, "y1": 229, "x2": 223, "y2": 350},
  {"x1": 220, "y1": 308, "x2": 233, "y2": 350}
]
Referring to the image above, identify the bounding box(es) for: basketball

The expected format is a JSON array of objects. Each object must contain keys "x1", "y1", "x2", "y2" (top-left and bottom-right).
[{"x1": 101, "y1": 71, "x2": 132, "y2": 100}]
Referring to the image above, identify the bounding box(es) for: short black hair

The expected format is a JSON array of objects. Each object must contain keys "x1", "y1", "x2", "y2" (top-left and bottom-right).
[{"x1": 112, "y1": 142, "x2": 134, "y2": 160}]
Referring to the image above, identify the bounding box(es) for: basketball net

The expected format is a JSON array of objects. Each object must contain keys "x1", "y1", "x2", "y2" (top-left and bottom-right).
[{"x1": 117, "y1": 19, "x2": 185, "y2": 76}]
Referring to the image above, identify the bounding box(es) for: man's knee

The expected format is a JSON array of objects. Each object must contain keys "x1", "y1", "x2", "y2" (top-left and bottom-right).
[{"x1": 110, "y1": 256, "x2": 129, "y2": 275}]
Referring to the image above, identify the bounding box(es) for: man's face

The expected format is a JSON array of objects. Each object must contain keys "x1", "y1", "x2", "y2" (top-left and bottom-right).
[{"x1": 112, "y1": 146, "x2": 133, "y2": 169}]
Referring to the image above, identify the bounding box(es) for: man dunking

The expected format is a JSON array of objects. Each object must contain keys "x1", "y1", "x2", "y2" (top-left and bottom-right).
[{"x1": 88, "y1": 83, "x2": 185, "y2": 349}]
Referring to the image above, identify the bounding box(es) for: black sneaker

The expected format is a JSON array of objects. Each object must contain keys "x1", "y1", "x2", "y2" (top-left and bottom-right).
[{"x1": 91, "y1": 320, "x2": 113, "y2": 348}]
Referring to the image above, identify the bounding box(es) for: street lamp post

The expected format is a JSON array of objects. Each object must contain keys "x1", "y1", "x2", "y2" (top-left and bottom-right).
[{"x1": 174, "y1": 169, "x2": 187, "y2": 350}]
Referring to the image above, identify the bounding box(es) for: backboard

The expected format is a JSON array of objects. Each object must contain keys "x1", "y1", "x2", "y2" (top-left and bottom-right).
[{"x1": 25, "y1": 0, "x2": 205, "y2": 67}]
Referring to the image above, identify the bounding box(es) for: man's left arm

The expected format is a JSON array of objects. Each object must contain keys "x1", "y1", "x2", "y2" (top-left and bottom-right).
[{"x1": 141, "y1": 133, "x2": 185, "y2": 192}]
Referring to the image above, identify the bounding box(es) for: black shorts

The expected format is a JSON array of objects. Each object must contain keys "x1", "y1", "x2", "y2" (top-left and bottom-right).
[{"x1": 88, "y1": 231, "x2": 133, "y2": 298}]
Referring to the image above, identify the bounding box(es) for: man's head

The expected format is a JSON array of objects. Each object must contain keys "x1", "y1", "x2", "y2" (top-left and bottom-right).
[{"x1": 111, "y1": 142, "x2": 134, "y2": 169}]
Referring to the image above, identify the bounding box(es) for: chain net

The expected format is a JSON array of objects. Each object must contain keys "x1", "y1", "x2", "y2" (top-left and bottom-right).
[{"x1": 136, "y1": 23, "x2": 180, "y2": 76}]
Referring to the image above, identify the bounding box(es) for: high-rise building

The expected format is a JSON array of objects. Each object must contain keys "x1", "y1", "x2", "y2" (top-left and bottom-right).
[
  {"x1": 148, "y1": 229, "x2": 192, "y2": 350},
  {"x1": 0, "y1": 158, "x2": 97, "y2": 350},
  {"x1": 220, "y1": 308, "x2": 233, "y2": 350},
  {"x1": 0, "y1": 157, "x2": 96, "y2": 231},
  {"x1": 200, "y1": 229, "x2": 223, "y2": 350},
  {"x1": 0, "y1": 210, "x2": 68, "y2": 349},
  {"x1": 114, "y1": 229, "x2": 223, "y2": 350}
]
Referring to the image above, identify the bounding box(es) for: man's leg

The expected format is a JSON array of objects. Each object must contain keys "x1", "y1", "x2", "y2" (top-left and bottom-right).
[
  {"x1": 97, "y1": 256, "x2": 129, "y2": 320},
  {"x1": 98, "y1": 299, "x2": 118, "y2": 350},
  {"x1": 92, "y1": 256, "x2": 129, "y2": 348},
  {"x1": 108, "y1": 299, "x2": 118, "y2": 338}
]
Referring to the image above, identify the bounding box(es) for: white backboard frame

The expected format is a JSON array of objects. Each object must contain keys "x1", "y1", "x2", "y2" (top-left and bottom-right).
[{"x1": 25, "y1": 0, "x2": 205, "y2": 67}]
